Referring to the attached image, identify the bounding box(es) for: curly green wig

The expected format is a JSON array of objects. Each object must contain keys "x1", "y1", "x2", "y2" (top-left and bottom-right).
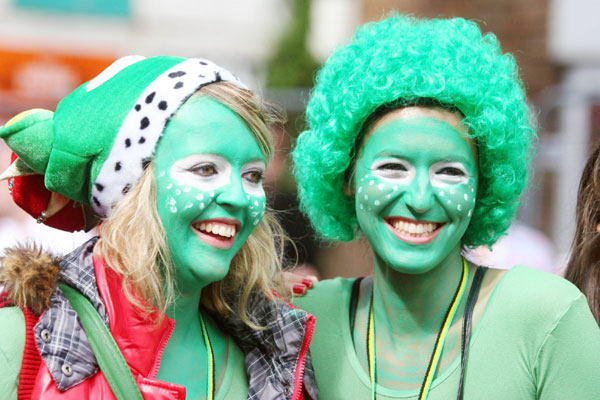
[{"x1": 292, "y1": 14, "x2": 534, "y2": 247}]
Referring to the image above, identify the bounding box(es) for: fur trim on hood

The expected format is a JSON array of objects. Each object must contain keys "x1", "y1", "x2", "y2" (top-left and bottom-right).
[{"x1": 0, "y1": 244, "x2": 62, "y2": 315}]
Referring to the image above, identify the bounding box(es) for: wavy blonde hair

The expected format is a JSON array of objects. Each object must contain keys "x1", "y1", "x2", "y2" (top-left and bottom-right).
[{"x1": 94, "y1": 82, "x2": 288, "y2": 327}]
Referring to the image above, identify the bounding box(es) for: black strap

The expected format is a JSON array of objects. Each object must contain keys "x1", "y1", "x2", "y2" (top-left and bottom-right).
[
  {"x1": 349, "y1": 277, "x2": 364, "y2": 345},
  {"x1": 457, "y1": 266, "x2": 488, "y2": 400}
]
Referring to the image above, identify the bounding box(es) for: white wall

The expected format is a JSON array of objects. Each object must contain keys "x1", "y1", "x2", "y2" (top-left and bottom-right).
[
  {"x1": 0, "y1": 0, "x2": 292, "y2": 88},
  {"x1": 548, "y1": 0, "x2": 600, "y2": 65}
]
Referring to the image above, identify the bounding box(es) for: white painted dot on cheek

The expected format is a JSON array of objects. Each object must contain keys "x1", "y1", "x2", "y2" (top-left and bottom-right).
[
  {"x1": 170, "y1": 206, "x2": 177, "y2": 213},
  {"x1": 158, "y1": 171, "x2": 166, "y2": 178},
  {"x1": 374, "y1": 200, "x2": 380, "y2": 206},
  {"x1": 196, "y1": 194, "x2": 204, "y2": 201},
  {"x1": 360, "y1": 203, "x2": 364, "y2": 210},
  {"x1": 210, "y1": 192, "x2": 215, "y2": 197},
  {"x1": 457, "y1": 204, "x2": 462, "y2": 211},
  {"x1": 378, "y1": 183, "x2": 384, "y2": 190},
  {"x1": 166, "y1": 184, "x2": 173, "y2": 190},
  {"x1": 358, "y1": 187, "x2": 363, "y2": 193},
  {"x1": 386, "y1": 194, "x2": 391, "y2": 199},
  {"x1": 369, "y1": 180, "x2": 374, "y2": 186},
  {"x1": 200, "y1": 202, "x2": 205, "y2": 209},
  {"x1": 449, "y1": 188, "x2": 455, "y2": 195},
  {"x1": 167, "y1": 197, "x2": 176, "y2": 206},
  {"x1": 254, "y1": 200, "x2": 259, "y2": 207},
  {"x1": 468, "y1": 209, "x2": 472, "y2": 217},
  {"x1": 175, "y1": 189, "x2": 181, "y2": 196},
  {"x1": 183, "y1": 186, "x2": 191, "y2": 193},
  {"x1": 393, "y1": 186, "x2": 398, "y2": 191},
  {"x1": 440, "y1": 191, "x2": 445, "y2": 197},
  {"x1": 464, "y1": 194, "x2": 468, "y2": 201},
  {"x1": 447, "y1": 200, "x2": 451, "y2": 205},
  {"x1": 185, "y1": 203, "x2": 193, "y2": 209},
  {"x1": 364, "y1": 194, "x2": 369, "y2": 201}
]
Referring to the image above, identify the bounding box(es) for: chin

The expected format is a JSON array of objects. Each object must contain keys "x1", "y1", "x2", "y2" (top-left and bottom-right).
[
  {"x1": 380, "y1": 251, "x2": 442, "y2": 275},
  {"x1": 193, "y1": 263, "x2": 231, "y2": 283},
  {"x1": 390, "y1": 262, "x2": 439, "y2": 275}
]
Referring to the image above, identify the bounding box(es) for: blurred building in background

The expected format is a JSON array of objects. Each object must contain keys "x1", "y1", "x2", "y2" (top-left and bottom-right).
[{"x1": 0, "y1": 0, "x2": 598, "y2": 276}]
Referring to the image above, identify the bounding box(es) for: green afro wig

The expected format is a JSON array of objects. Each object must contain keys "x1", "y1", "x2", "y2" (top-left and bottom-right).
[{"x1": 292, "y1": 14, "x2": 534, "y2": 247}]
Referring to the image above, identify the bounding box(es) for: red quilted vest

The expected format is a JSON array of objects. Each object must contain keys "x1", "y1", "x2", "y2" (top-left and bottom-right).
[{"x1": 17, "y1": 257, "x2": 185, "y2": 400}]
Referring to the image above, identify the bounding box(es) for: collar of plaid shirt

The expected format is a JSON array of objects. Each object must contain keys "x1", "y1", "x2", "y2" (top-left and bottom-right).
[{"x1": 26, "y1": 237, "x2": 317, "y2": 399}]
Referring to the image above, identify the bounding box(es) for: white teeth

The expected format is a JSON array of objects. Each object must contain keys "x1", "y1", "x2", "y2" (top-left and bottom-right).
[
  {"x1": 195, "y1": 222, "x2": 237, "y2": 238},
  {"x1": 389, "y1": 219, "x2": 438, "y2": 237},
  {"x1": 408, "y1": 223, "x2": 417, "y2": 234}
]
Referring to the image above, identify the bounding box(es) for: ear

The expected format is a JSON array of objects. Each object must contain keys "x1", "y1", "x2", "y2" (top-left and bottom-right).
[
  {"x1": 343, "y1": 163, "x2": 357, "y2": 196},
  {"x1": 343, "y1": 180, "x2": 355, "y2": 196}
]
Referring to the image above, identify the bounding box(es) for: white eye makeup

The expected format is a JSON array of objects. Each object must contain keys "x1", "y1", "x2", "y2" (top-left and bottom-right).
[
  {"x1": 241, "y1": 160, "x2": 266, "y2": 197},
  {"x1": 429, "y1": 161, "x2": 470, "y2": 186},
  {"x1": 170, "y1": 154, "x2": 231, "y2": 192},
  {"x1": 371, "y1": 158, "x2": 415, "y2": 183}
]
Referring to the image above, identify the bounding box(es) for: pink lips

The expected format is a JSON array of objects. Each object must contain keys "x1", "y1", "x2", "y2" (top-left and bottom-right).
[
  {"x1": 384, "y1": 217, "x2": 445, "y2": 245},
  {"x1": 191, "y1": 218, "x2": 240, "y2": 249}
]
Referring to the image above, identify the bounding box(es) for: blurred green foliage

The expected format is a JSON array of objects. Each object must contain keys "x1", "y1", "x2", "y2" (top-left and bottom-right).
[{"x1": 266, "y1": 0, "x2": 319, "y2": 89}]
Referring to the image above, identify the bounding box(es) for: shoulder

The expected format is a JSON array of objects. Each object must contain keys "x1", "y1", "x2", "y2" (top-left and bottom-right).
[
  {"x1": 0, "y1": 307, "x2": 25, "y2": 390},
  {"x1": 0, "y1": 307, "x2": 25, "y2": 357},
  {"x1": 498, "y1": 265, "x2": 582, "y2": 306},
  {"x1": 487, "y1": 266, "x2": 589, "y2": 334},
  {"x1": 292, "y1": 277, "x2": 357, "y2": 315}
]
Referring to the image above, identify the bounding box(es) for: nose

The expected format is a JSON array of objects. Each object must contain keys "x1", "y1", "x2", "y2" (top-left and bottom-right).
[
  {"x1": 404, "y1": 171, "x2": 434, "y2": 214},
  {"x1": 215, "y1": 173, "x2": 250, "y2": 209}
]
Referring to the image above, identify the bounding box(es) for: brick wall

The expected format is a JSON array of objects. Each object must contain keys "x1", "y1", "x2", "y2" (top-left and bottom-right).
[{"x1": 362, "y1": 0, "x2": 559, "y2": 99}]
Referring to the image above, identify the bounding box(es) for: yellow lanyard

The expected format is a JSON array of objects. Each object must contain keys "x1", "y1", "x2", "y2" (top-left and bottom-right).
[
  {"x1": 200, "y1": 314, "x2": 215, "y2": 400},
  {"x1": 368, "y1": 258, "x2": 469, "y2": 400}
]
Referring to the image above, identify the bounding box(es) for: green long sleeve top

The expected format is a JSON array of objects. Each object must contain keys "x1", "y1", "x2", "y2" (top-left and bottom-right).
[{"x1": 293, "y1": 266, "x2": 600, "y2": 399}]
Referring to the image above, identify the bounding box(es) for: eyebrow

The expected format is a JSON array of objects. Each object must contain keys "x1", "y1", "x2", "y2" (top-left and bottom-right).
[
  {"x1": 376, "y1": 151, "x2": 406, "y2": 158},
  {"x1": 375, "y1": 152, "x2": 472, "y2": 165}
]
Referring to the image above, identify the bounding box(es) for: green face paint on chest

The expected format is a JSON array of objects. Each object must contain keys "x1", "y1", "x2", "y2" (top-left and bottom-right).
[
  {"x1": 153, "y1": 96, "x2": 266, "y2": 288},
  {"x1": 354, "y1": 116, "x2": 478, "y2": 273}
]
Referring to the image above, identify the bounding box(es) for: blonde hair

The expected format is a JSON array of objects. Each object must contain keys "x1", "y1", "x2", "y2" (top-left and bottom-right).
[{"x1": 94, "y1": 82, "x2": 288, "y2": 327}]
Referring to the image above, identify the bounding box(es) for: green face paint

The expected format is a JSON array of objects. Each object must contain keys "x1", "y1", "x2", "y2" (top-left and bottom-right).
[
  {"x1": 354, "y1": 114, "x2": 477, "y2": 274},
  {"x1": 154, "y1": 96, "x2": 266, "y2": 287}
]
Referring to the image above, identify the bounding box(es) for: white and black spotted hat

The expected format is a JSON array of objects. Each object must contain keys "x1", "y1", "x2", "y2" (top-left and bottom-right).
[{"x1": 0, "y1": 55, "x2": 248, "y2": 218}]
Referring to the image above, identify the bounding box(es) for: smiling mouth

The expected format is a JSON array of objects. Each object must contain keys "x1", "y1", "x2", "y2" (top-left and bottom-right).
[
  {"x1": 191, "y1": 219, "x2": 240, "y2": 249},
  {"x1": 384, "y1": 217, "x2": 445, "y2": 245}
]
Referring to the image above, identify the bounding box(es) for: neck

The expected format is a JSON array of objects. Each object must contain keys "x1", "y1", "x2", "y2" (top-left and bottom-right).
[
  {"x1": 166, "y1": 271, "x2": 209, "y2": 329},
  {"x1": 372, "y1": 246, "x2": 464, "y2": 337}
]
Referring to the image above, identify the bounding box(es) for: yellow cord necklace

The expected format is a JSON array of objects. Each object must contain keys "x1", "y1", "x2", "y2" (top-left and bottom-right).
[
  {"x1": 199, "y1": 314, "x2": 215, "y2": 400},
  {"x1": 367, "y1": 257, "x2": 469, "y2": 400}
]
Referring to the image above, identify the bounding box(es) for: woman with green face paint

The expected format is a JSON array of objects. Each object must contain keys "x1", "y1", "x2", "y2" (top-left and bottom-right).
[
  {"x1": 292, "y1": 14, "x2": 600, "y2": 399},
  {"x1": 0, "y1": 56, "x2": 317, "y2": 400}
]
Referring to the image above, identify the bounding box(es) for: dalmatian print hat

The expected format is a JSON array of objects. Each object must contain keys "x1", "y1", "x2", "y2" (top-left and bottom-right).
[{"x1": 0, "y1": 55, "x2": 248, "y2": 218}]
